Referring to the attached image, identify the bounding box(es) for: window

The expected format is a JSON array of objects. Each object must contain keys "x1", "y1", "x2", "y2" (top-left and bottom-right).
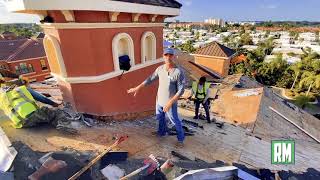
[
  {"x1": 0, "y1": 64, "x2": 7, "y2": 70},
  {"x1": 19, "y1": 63, "x2": 29, "y2": 74},
  {"x1": 15, "y1": 63, "x2": 34, "y2": 75},
  {"x1": 112, "y1": 33, "x2": 135, "y2": 71},
  {"x1": 15, "y1": 66, "x2": 20, "y2": 74},
  {"x1": 141, "y1": 32, "x2": 156, "y2": 63},
  {"x1": 40, "y1": 59, "x2": 48, "y2": 70},
  {"x1": 28, "y1": 64, "x2": 34, "y2": 72}
]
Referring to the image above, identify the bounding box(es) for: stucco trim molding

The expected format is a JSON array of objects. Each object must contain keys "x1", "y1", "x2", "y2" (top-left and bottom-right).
[
  {"x1": 52, "y1": 58, "x2": 164, "y2": 84},
  {"x1": 43, "y1": 35, "x2": 68, "y2": 78},
  {"x1": 6, "y1": 56, "x2": 47, "y2": 63},
  {"x1": 40, "y1": 23, "x2": 165, "y2": 29},
  {"x1": 141, "y1": 31, "x2": 157, "y2": 63}
]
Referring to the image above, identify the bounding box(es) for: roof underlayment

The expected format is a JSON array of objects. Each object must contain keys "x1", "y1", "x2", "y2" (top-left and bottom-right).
[{"x1": 0, "y1": 76, "x2": 319, "y2": 178}]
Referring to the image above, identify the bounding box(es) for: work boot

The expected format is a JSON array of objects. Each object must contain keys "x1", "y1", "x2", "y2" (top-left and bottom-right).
[
  {"x1": 175, "y1": 141, "x2": 184, "y2": 148},
  {"x1": 151, "y1": 131, "x2": 166, "y2": 137},
  {"x1": 193, "y1": 116, "x2": 198, "y2": 120}
]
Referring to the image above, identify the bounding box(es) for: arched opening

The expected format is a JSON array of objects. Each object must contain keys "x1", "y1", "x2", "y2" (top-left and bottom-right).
[
  {"x1": 43, "y1": 35, "x2": 67, "y2": 77},
  {"x1": 112, "y1": 33, "x2": 135, "y2": 71},
  {"x1": 141, "y1": 32, "x2": 156, "y2": 63},
  {"x1": 118, "y1": 38, "x2": 129, "y2": 57},
  {"x1": 145, "y1": 36, "x2": 153, "y2": 61}
]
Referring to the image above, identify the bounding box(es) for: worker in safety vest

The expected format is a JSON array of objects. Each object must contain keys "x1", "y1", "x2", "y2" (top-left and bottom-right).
[
  {"x1": 0, "y1": 68, "x2": 60, "y2": 107},
  {"x1": 0, "y1": 85, "x2": 76, "y2": 133},
  {"x1": 190, "y1": 76, "x2": 211, "y2": 123},
  {"x1": 0, "y1": 68, "x2": 75, "y2": 133}
]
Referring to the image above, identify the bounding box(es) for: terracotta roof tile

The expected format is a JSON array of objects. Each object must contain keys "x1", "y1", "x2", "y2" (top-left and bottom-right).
[
  {"x1": 194, "y1": 42, "x2": 236, "y2": 58},
  {"x1": 0, "y1": 39, "x2": 28, "y2": 60},
  {"x1": 175, "y1": 50, "x2": 221, "y2": 84},
  {"x1": 0, "y1": 38, "x2": 46, "y2": 62},
  {"x1": 10, "y1": 39, "x2": 46, "y2": 61}
]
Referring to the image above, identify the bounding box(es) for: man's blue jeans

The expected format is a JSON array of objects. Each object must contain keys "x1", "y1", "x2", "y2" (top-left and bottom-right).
[
  {"x1": 156, "y1": 103, "x2": 185, "y2": 142},
  {"x1": 27, "y1": 87, "x2": 57, "y2": 106}
]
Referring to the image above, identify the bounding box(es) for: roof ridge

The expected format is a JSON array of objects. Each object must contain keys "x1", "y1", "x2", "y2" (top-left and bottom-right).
[
  {"x1": 6, "y1": 39, "x2": 33, "y2": 61},
  {"x1": 194, "y1": 41, "x2": 235, "y2": 58},
  {"x1": 216, "y1": 42, "x2": 232, "y2": 56}
]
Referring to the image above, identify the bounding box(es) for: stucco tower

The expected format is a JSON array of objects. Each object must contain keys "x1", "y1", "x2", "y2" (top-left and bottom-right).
[{"x1": 5, "y1": 0, "x2": 182, "y2": 119}]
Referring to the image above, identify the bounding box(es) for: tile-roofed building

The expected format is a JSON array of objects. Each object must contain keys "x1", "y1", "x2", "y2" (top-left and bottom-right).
[
  {"x1": 192, "y1": 42, "x2": 236, "y2": 77},
  {"x1": 0, "y1": 31, "x2": 17, "y2": 40},
  {"x1": 6, "y1": 39, "x2": 46, "y2": 62},
  {"x1": 175, "y1": 50, "x2": 222, "y2": 86},
  {"x1": 0, "y1": 39, "x2": 28, "y2": 60},
  {"x1": 0, "y1": 38, "x2": 51, "y2": 82},
  {"x1": 194, "y1": 41, "x2": 236, "y2": 58}
]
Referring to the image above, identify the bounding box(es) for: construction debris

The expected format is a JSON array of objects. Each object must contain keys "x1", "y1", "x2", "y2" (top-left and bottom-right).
[
  {"x1": 68, "y1": 136, "x2": 128, "y2": 180},
  {"x1": 182, "y1": 119, "x2": 204, "y2": 129},
  {"x1": 233, "y1": 89, "x2": 261, "y2": 97},
  {"x1": 120, "y1": 154, "x2": 160, "y2": 180},
  {"x1": 0, "y1": 127, "x2": 17, "y2": 172},
  {"x1": 0, "y1": 74, "x2": 320, "y2": 179},
  {"x1": 100, "y1": 164, "x2": 125, "y2": 180},
  {"x1": 174, "y1": 166, "x2": 260, "y2": 180},
  {"x1": 28, "y1": 157, "x2": 67, "y2": 180},
  {"x1": 171, "y1": 151, "x2": 192, "y2": 161}
]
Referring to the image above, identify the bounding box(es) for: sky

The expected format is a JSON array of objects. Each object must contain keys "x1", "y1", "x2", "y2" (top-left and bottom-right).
[{"x1": 0, "y1": 0, "x2": 320, "y2": 24}]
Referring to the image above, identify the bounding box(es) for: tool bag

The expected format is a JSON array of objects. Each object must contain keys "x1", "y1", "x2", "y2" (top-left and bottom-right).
[{"x1": 119, "y1": 55, "x2": 131, "y2": 71}]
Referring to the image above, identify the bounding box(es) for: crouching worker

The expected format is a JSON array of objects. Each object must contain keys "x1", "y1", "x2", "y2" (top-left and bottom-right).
[
  {"x1": 0, "y1": 85, "x2": 76, "y2": 134},
  {"x1": 190, "y1": 76, "x2": 211, "y2": 123}
]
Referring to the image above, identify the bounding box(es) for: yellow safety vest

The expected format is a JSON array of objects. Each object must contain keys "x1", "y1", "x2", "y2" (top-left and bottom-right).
[
  {"x1": 192, "y1": 81, "x2": 211, "y2": 100},
  {"x1": 0, "y1": 86, "x2": 39, "y2": 128}
]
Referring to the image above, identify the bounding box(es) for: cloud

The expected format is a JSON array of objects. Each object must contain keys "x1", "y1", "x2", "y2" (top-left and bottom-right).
[
  {"x1": 183, "y1": 0, "x2": 193, "y2": 6},
  {"x1": 0, "y1": 0, "x2": 40, "y2": 23},
  {"x1": 260, "y1": 4, "x2": 279, "y2": 9}
]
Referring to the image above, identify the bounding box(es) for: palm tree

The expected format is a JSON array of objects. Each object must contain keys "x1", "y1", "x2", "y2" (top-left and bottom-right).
[
  {"x1": 299, "y1": 72, "x2": 320, "y2": 96},
  {"x1": 290, "y1": 62, "x2": 303, "y2": 90}
]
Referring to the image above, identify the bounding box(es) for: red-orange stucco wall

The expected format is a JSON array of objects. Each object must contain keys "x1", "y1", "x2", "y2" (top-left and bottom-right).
[
  {"x1": 46, "y1": 11, "x2": 165, "y2": 24},
  {"x1": 57, "y1": 27, "x2": 163, "y2": 77},
  {"x1": 74, "y1": 11, "x2": 110, "y2": 23},
  {"x1": 7, "y1": 58, "x2": 51, "y2": 82},
  {"x1": 194, "y1": 56, "x2": 231, "y2": 77},
  {"x1": 68, "y1": 63, "x2": 161, "y2": 115}
]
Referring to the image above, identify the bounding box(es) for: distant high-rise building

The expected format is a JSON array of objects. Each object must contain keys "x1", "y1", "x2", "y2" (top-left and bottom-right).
[{"x1": 204, "y1": 18, "x2": 225, "y2": 27}]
